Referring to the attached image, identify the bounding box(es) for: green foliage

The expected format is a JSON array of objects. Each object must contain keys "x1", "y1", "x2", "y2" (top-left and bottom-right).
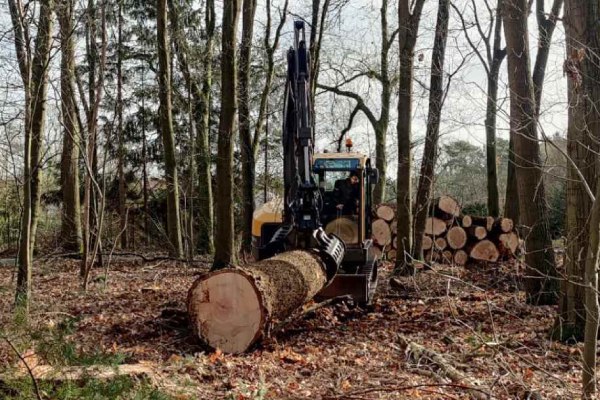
[
  {"x1": 462, "y1": 202, "x2": 488, "y2": 216},
  {"x1": 32, "y1": 317, "x2": 127, "y2": 367},
  {"x1": 434, "y1": 138, "x2": 509, "y2": 207},
  {"x1": 0, "y1": 376, "x2": 171, "y2": 400}
]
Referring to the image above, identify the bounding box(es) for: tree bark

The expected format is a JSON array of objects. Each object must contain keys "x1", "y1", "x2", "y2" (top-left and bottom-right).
[
  {"x1": 58, "y1": 0, "x2": 83, "y2": 255},
  {"x1": 239, "y1": 0, "x2": 257, "y2": 255},
  {"x1": 14, "y1": 0, "x2": 54, "y2": 311},
  {"x1": 395, "y1": 0, "x2": 425, "y2": 273},
  {"x1": 188, "y1": 250, "x2": 327, "y2": 353},
  {"x1": 168, "y1": 0, "x2": 215, "y2": 254},
  {"x1": 583, "y1": 178, "x2": 600, "y2": 397},
  {"x1": 412, "y1": 0, "x2": 450, "y2": 260},
  {"x1": 581, "y1": 1, "x2": 600, "y2": 395},
  {"x1": 157, "y1": 0, "x2": 183, "y2": 257},
  {"x1": 213, "y1": 0, "x2": 241, "y2": 269},
  {"x1": 196, "y1": 0, "x2": 215, "y2": 255},
  {"x1": 117, "y1": 0, "x2": 127, "y2": 249},
  {"x1": 503, "y1": 0, "x2": 557, "y2": 305},
  {"x1": 504, "y1": 0, "x2": 563, "y2": 221},
  {"x1": 556, "y1": 0, "x2": 597, "y2": 342}
]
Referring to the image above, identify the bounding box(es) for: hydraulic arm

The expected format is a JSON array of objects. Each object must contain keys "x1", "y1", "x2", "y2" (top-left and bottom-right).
[{"x1": 264, "y1": 21, "x2": 344, "y2": 280}]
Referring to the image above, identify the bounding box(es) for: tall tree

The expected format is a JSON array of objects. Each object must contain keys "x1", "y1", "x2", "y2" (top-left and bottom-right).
[
  {"x1": 157, "y1": 0, "x2": 183, "y2": 257},
  {"x1": 238, "y1": 0, "x2": 257, "y2": 255},
  {"x1": 213, "y1": 0, "x2": 241, "y2": 269},
  {"x1": 395, "y1": 0, "x2": 426, "y2": 273},
  {"x1": 555, "y1": 0, "x2": 593, "y2": 341},
  {"x1": 117, "y1": 0, "x2": 127, "y2": 249},
  {"x1": 9, "y1": 0, "x2": 54, "y2": 311},
  {"x1": 502, "y1": 0, "x2": 557, "y2": 305},
  {"x1": 452, "y1": 0, "x2": 506, "y2": 217},
  {"x1": 81, "y1": 0, "x2": 108, "y2": 287},
  {"x1": 583, "y1": 178, "x2": 600, "y2": 397},
  {"x1": 58, "y1": 0, "x2": 83, "y2": 255},
  {"x1": 168, "y1": 0, "x2": 215, "y2": 254},
  {"x1": 504, "y1": 0, "x2": 563, "y2": 222},
  {"x1": 318, "y1": 0, "x2": 397, "y2": 204},
  {"x1": 580, "y1": 1, "x2": 600, "y2": 395},
  {"x1": 412, "y1": 0, "x2": 450, "y2": 260}
]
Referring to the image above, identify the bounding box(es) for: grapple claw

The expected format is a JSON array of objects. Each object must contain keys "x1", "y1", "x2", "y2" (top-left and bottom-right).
[{"x1": 313, "y1": 227, "x2": 345, "y2": 281}]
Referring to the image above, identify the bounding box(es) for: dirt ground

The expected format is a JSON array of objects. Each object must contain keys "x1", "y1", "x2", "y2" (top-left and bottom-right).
[{"x1": 0, "y1": 255, "x2": 585, "y2": 399}]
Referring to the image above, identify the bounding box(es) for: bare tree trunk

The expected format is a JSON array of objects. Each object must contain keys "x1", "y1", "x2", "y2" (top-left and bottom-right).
[
  {"x1": 503, "y1": 0, "x2": 557, "y2": 305},
  {"x1": 485, "y1": 68, "x2": 501, "y2": 217},
  {"x1": 14, "y1": 0, "x2": 54, "y2": 311},
  {"x1": 556, "y1": 0, "x2": 590, "y2": 341},
  {"x1": 81, "y1": 0, "x2": 108, "y2": 287},
  {"x1": 582, "y1": 2, "x2": 600, "y2": 395},
  {"x1": 583, "y1": 176, "x2": 600, "y2": 397},
  {"x1": 58, "y1": 0, "x2": 83, "y2": 255},
  {"x1": 197, "y1": 0, "x2": 215, "y2": 255},
  {"x1": 213, "y1": 0, "x2": 241, "y2": 269},
  {"x1": 239, "y1": 0, "x2": 257, "y2": 255},
  {"x1": 141, "y1": 68, "x2": 150, "y2": 246},
  {"x1": 412, "y1": 0, "x2": 449, "y2": 260},
  {"x1": 504, "y1": 0, "x2": 563, "y2": 221},
  {"x1": 117, "y1": 0, "x2": 127, "y2": 249},
  {"x1": 253, "y1": 0, "x2": 288, "y2": 159},
  {"x1": 395, "y1": 0, "x2": 425, "y2": 274},
  {"x1": 157, "y1": 0, "x2": 183, "y2": 257}
]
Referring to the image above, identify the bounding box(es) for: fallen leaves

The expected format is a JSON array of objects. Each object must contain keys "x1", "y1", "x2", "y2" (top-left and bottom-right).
[{"x1": 0, "y1": 258, "x2": 584, "y2": 399}]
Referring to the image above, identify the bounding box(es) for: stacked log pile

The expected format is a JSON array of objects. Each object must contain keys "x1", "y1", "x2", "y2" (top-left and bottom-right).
[{"x1": 371, "y1": 196, "x2": 520, "y2": 265}]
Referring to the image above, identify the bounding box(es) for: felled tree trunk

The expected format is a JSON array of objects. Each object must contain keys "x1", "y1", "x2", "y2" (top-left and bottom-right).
[{"x1": 188, "y1": 250, "x2": 327, "y2": 353}]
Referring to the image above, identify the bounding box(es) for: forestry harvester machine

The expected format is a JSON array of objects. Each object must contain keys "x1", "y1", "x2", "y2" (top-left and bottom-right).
[{"x1": 251, "y1": 21, "x2": 381, "y2": 305}]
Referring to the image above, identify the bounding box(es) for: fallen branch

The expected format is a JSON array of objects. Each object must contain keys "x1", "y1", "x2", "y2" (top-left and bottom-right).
[
  {"x1": 1, "y1": 364, "x2": 156, "y2": 382},
  {"x1": 323, "y1": 383, "x2": 490, "y2": 400},
  {"x1": 397, "y1": 334, "x2": 489, "y2": 400}
]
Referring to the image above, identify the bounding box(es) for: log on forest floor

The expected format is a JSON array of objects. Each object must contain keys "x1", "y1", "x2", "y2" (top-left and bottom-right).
[{"x1": 187, "y1": 250, "x2": 328, "y2": 353}]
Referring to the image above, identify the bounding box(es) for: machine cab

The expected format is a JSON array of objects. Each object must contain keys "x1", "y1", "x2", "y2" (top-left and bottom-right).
[{"x1": 312, "y1": 152, "x2": 377, "y2": 248}]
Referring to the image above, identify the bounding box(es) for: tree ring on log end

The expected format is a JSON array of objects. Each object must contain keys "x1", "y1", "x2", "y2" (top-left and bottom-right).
[{"x1": 187, "y1": 271, "x2": 265, "y2": 354}]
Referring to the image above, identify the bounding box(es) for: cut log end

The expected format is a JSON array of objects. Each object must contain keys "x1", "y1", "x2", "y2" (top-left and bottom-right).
[
  {"x1": 468, "y1": 226, "x2": 488, "y2": 240},
  {"x1": 494, "y1": 218, "x2": 514, "y2": 233},
  {"x1": 187, "y1": 271, "x2": 264, "y2": 354},
  {"x1": 325, "y1": 217, "x2": 359, "y2": 244},
  {"x1": 454, "y1": 250, "x2": 468, "y2": 266},
  {"x1": 469, "y1": 240, "x2": 499, "y2": 262},
  {"x1": 424, "y1": 217, "x2": 447, "y2": 236},
  {"x1": 422, "y1": 235, "x2": 433, "y2": 251},
  {"x1": 435, "y1": 196, "x2": 461, "y2": 218},
  {"x1": 499, "y1": 232, "x2": 519, "y2": 255},
  {"x1": 372, "y1": 218, "x2": 392, "y2": 246},
  {"x1": 446, "y1": 226, "x2": 467, "y2": 249},
  {"x1": 434, "y1": 237, "x2": 447, "y2": 250},
  {"x1": 376, "y1": 204, "x2": 396, "y2": 222},
  {"x1": 461, "y1": 215, "x2": 472, "y2": 228}
]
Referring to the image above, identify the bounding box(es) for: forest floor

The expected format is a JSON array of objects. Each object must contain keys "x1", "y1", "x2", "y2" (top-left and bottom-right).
[{"x1": 0, "y1": 253, "x2": 585, "y2": 399}]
